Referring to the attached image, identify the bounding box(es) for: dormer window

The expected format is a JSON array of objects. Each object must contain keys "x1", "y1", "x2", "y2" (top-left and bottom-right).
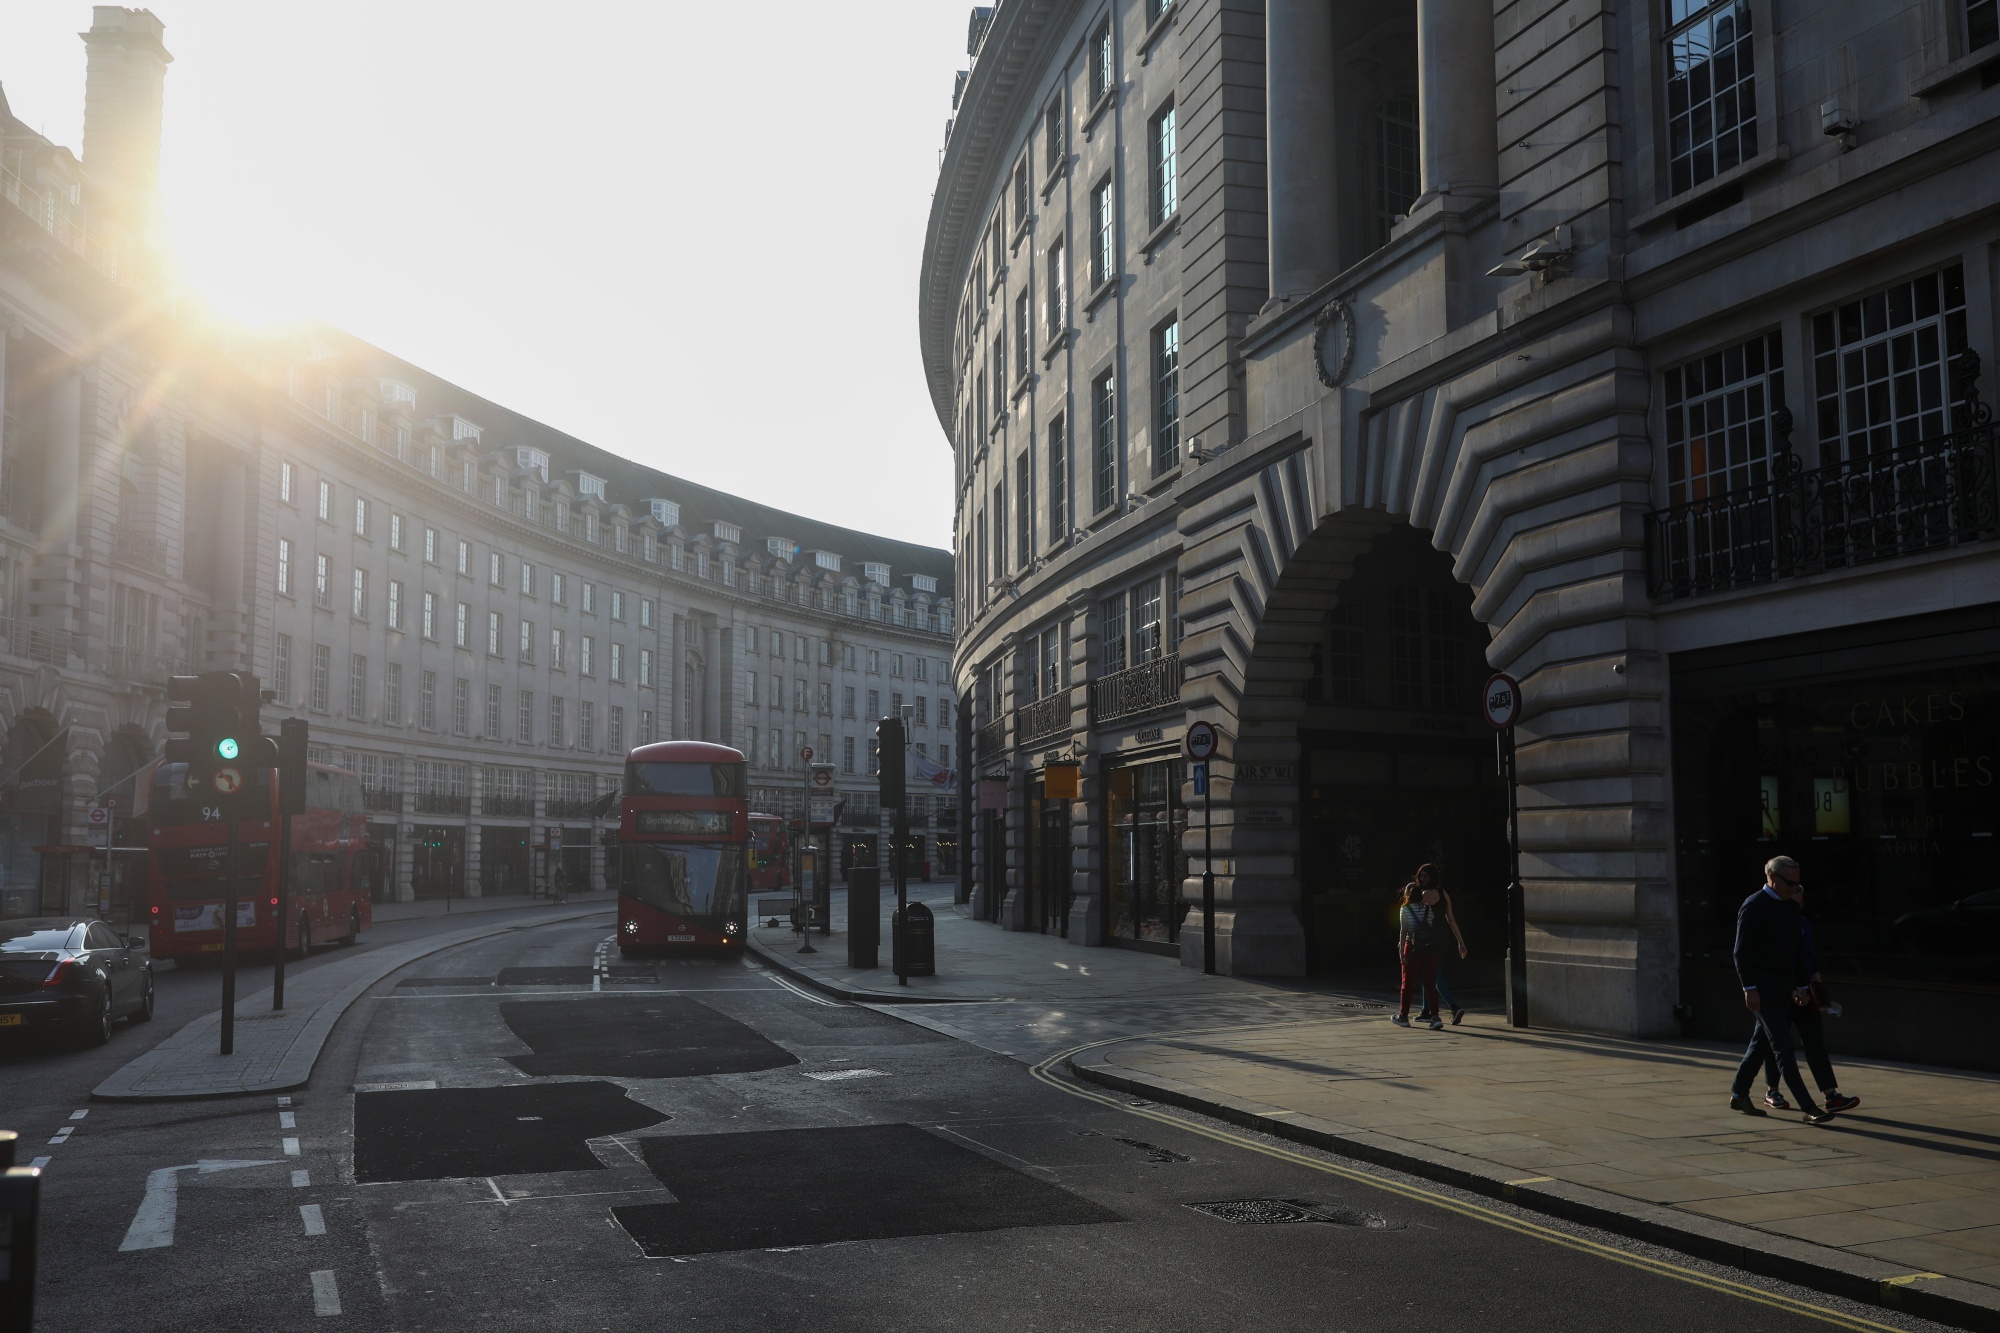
[
  {"x1": 516, "y1": 448, "x2": 550, "y2": 482},
  {"x1": 911, "y1": 574, "x2": 938, "y2": 593},
  {"x1": 574, "y1": 472, "x2": 607, "y2": 500},
  {"x1": 648, "y1": 499, "x2": 680, "y2": 528},
  {"x1": 378, "y1": 380, "x2": 417, "y2": 410},
  {"x1": 439, "y1": 415, "x2": 482, "y2": 443},
  {"x1": 712, "y1": 520, "x2": 742, "y2": 544},
  {"x1": 767, "y1": 537, "x2": 797, "y2": 560},
  {"x1": 863, "y1": 562, "x2": 890, "y2": 586},
  {"x1": 813, "y1": 551, "x2": 841, "y2": 572}
]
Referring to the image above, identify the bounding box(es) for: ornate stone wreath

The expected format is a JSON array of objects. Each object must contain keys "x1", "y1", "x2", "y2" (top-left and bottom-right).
[{"x1": 1312, "y1": 297, "x2": 1356, "y2": 388}]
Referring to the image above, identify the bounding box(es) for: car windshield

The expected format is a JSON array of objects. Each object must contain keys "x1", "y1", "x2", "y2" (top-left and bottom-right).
[
  {"x1": 622, "y1": 843, "x2": 746, "y2": 919},
  {"x1": 0, "y1": 925, "x2": 77, "y2": 954}
]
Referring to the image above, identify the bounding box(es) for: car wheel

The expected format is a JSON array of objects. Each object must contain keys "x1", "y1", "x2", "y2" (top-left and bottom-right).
[
  {"x1": 129, "y1": 972, "x2": 155, "y2": 1023},
  {"x1": 79, "y1": 984, "x2": 113, "y2": 1048}
]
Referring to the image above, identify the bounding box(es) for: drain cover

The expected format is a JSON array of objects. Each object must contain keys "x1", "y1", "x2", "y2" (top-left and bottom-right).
[{"x1": 1185, "y1": 1199, "x2": 1389, "y2": 1227}]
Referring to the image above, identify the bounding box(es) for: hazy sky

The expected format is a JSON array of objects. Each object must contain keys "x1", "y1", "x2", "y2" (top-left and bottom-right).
[{"x1": 0, "y1": 2, "x2": 965, "y2": 549}]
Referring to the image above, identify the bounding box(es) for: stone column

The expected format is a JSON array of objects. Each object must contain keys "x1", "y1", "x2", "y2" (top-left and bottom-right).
[
  {"x1": 702, "y1": 618, "x2": 721, "y2": 743},
  {"x1": 1416, "y1": 0, "x2": 1499, "y2": 203},
  {"x1": 1063, "y1": 595, "x2": 1101, "y2": 945},
  {"x1": 42, "y1": 373, "x2": 83, "y2": 549},
  {"x1": 669, "y1": 613, "x2": 686, "y2": 739},
  {"x1": 1265, "y1": 0, "x2": 1340, "y2": 304}
]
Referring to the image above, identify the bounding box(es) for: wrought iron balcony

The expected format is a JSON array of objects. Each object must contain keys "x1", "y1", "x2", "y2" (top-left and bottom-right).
[
  {"x1": 0, "y1": 615, "x2": 81, "y2": 668},
  {"x1": 545, "y1": 797, "x2": 599, "y2": 819},
  {"x1": 1016, "y1": 691, "x2": 1073, "y2": 749},
  {"x1": 104, "y1": 645, "x2": 190, "y2": 684},
  {"x1": 414, "y1": 791, "x2": 470, "y2": 816},
  {"x1": 976, "y1": 715, "x2": 1008, "y2": 762},
  {"x1": 482, "y1": 794, "x2": 534, "y2": 817},
  {"x1": 1647, "y1": 361, "x2": 1996, "y2": 602},
  {"x1": 1090, "y1": 653, "x2": 1185, "y2": 726},
  {"x1": 361, "y1": 785, "x2": 403, "y2": 814}
]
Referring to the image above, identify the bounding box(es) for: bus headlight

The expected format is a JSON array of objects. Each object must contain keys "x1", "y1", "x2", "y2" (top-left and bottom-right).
[
  {"x1": 622, "y1": 920, "x2": 638, "y2": 935},
  {"x1": 723, "y1": 921, "x2": 741, "y2": 936}
]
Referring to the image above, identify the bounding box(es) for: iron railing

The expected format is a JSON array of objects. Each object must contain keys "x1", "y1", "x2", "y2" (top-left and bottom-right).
[
  {"x1": 976, "y1": 715, "x2": 1008, "y2": 762},
  {"x1": 1090, "y1": 653, "x2": 1184, "y2": 725},
  {"x1": 414, "y1": 791, "x2": 470, "y2": 815},
  {"x1": 482, "y1": 795, "x2": 534, "y2": 817},
  {"x1": 1647, "y1": 356, "x2": 1997, "y2": 602},
  {"x1": 361, "y1": 786, "x2": 403, "y2": 814},
  {"x1": 1017, "y1": 691, "x2": 1073, "y2": 748},
  {"x1": 544, "y1": 797, "x2": 598, "y2": 819},
  {"x1": 103, "y1": 645, "x2": 189, "y2": 684},
  {"x1": 0, "y1": 615, "x2": 81, "y2": 668}
]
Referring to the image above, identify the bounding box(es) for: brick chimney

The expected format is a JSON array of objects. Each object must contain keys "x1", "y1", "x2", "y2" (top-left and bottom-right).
[{"x1": 80, "y1": 7, "x2": 173, "y2": 257}]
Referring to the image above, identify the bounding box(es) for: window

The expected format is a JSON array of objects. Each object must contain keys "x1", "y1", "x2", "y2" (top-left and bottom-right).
[
  {"x1": 386, "y1": 663, "x2": 403, "y2": 724},
  {"x1": 639, "y1": 709, "x2": 654, "y2": 744},
  {"x1": 1015, "y1": 450, "x2": 1032, "y2": 565},
  {"x1": 551, "y1": 626, "x2": 565, "y2": 669},
  {"x1": 817, "y1": 681, "x2": 833, "y2": 715},
  {"x1": 867, "y1": 688, "x2": 882, "y2": 719},
  {"x1": 992, "y1": 332, "x2": 1007, "y2": 416},
  {"x1": 552, "y1": 572, "x2": 567, "y2": 606},
  {"x1": 280, "y1": 461, "x2": 294, "y2": 505},
  {"x1": 1149, "y1": 103, "x2": 1177, "y2": 227},
  {"x1": 277, "y1": 539, "x2": 292, "y2": 596},
  {"x1": 1664, "y1": 0, "x2": 1758, "y2": 197},
  {"x1": 1974, "y1": 0, "x2": 1999, "y2": 49},
  {"x1": 516, "y1": 619, "x2": 532, "y2": 661},
  {"x1": 745, "y1": 671, "x2": 759, "y2": 707},
  {"x1": 582, "y1": 636, "x2": 595, "y2": 676},
  {"x1": 843, "y1": 735, "x2": 856, "y2": 774},
  {"x1": 1102, "y1": 591, "x2": 1127, "y2": 673},
  {"x1": 609, "y1": 706, "x2": 624, "y2": 752},
  {"x1": 457, "y1": 539, "x2": 470, "y2": 576},
  {"x1": 1372, "y1": 97, "x2": 1420, "y2": 246},
  {"x1": 1663, "y1": 331, "x2": 1785, "y2": 506},
  {"x1": 1014, "y1": 288, "x2": 1031, "y2": 383},
  {"x1": 388, "y1": 580, "x2": 403, "y2": 630},
  {"x1": 420, "y1": 670, "x2": 436, "y2": 730},
  {"x1": 311, "y1": 643, "x2": 331, "y2": 712},
  {"x1": 796, "y1": 636, "x2": 809, "y2": 663},
  {"x1": 1046, "y1": 239, "x2": 1068, "y2": 337},
  {"x1": 424, "y1": 527, "x2": 439, "y2": 564},
  {"x1": 843, "y1": 644, "x2": 856, "y2": 670},
  {"x1": 314, "y1": 554, "x2": 332, "y2": 609},
  {"x1": 794, "y1": 679, "x2": 808, "y2": 712},
  {"x1": 454, "y1": 678, "x2": 470, "y2": 735},
  {"x1": 1044, "y1": 95, "x2": 1065, "y2": 173},
  {"x1": 1153, "y1": 320, "x2": 1180, "y2": 475},
  {"x1": 772, "y1": 630, "x2": 786, "y2": 659},
  {"x1": 867, "y1": 649, "x2": 880, "y2": 673},
  {"x1": 639, "y1": 647, "x2": 654, "y2": 688},
  {"x1": 354, "y1": 496, "x2": 370, "y2": 537},
  {"x1": 352, "y1": 568, "x2": 368, "y2": 619},
  {"x1": 521, "y1": 562, "x2": 536, "y2": 597},
  {"x1": 1049, "y1": 412, "x2": 1069, "y2": 536},
  {"x1": 485, "y1": 683, "x2": 502, "y2": 740},
  {"x1": 1090, "y1": 178, "x2": 1115, "y2": 290},
  {"x1": 1812, "y1": 264, "x2": 1969, "y2": 463},
  {"x1": 583, "y1": 581, "x2": 595, "y2": 614},
  {"x1": 390, "y1": 514, "x2": 404, "y2": 552},
  {"x1": 843, "y1": 685, "x2": 856, "y2": 718},
  {"x1": 1013, "y1": 154, "x2": 1030, "y2": 230},
  {"x1": 1040, "y1": 626, "x2": 1063, "y2": 698},
  {"x1": 1088, "y1": 16, "x2": 1113, "y2": 103},
  {"x1": 518, "y1": 689, "x2": 534, "y2": 743},
  {"x1": 580, "y1": 700, "x2": 595, "y2": 750},
  {"x1": 1092, "y1": 370, "x2": 1118, "y2": 512},
  {"x1": 915, "y1": 696, "x2": 929, "y2": 726},
  {"x1": 892, "y1": 653, "x2": 906, "y2": 678},
  {"x1": 452, "y1": 601, "x2": 468, "y2": 649},
  {"x1": 611, "y1": 590, "x2": 625, "y2": 621},
  {"x1": 640, "y1": 598, "x2": 653, "y2": 629},
  {"x1": 549, "y1": 696, "x2": 566, "y2": 747},
  {"x1": 490, "y1": 552, "x2": 504, "y2": 586},
  {"x1": 1132, "y1": 578, "x2": 1165, "y2": 662},
  {"x1": 916, "y1": 658, "x2": 930, "y2": 682},
  {"x1": 275, "y1": 634, "x2": 292, "y2": 702},
  {"x1": 610, "y1": 642, "x2": 624, "y2": 682},
  {"x1": 317, "y1": 479, "x2": 333, "y2": 522},
  {"x1": 487, "y1": 611, "x2": 502, "y2": 656},
  {"x1": 992, "y1": 479, "x2": 1007, "y2": 577},
  {"x1": 422, "y1": 591, "x2": 437, "y2": 640}
]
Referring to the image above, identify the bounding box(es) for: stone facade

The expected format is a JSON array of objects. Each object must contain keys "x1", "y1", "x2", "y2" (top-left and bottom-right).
[
  {"x1": 925, "y1": 0, "x2": 2000, "y2": 1043},
  {"x1": 0, "y1": 11, "x2": 954, "y2": 917}
]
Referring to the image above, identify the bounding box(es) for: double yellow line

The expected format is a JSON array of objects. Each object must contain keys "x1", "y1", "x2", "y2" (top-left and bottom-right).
[{"x1": 1029, "y1": 1035, "x2": 1912, "y2": 1333}]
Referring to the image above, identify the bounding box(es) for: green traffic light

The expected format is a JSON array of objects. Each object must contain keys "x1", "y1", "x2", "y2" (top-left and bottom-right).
[{"x1": 216, "y1": 737, "x2": 240, "y2": 761}]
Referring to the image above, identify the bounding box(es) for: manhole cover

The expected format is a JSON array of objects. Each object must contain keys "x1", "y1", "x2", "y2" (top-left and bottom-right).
[{"x1": 1185, "y1": 1199, "x2": 1390, "y2": 1227}]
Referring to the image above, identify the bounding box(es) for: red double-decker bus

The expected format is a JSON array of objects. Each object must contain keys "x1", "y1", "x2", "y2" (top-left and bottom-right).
[
  {"x1": 747, "y1": 814, "x2": 791, "y2": 892},
  {"x1": 144, "y1": 759, "x2": 373, "y2": 961},
  {"x1": 618, "y1": 741, "x2": 749, "y2": 955}
]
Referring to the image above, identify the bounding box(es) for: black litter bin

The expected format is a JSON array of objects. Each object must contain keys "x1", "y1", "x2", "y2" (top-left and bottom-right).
[{"x1": 893, "y1": 901, "x2": 936, "y2": 977}]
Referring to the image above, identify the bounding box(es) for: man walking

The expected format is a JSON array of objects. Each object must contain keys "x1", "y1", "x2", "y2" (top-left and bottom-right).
[{"x1": 1729, "y1": 856, "x2": 1832, "y2": 1124}]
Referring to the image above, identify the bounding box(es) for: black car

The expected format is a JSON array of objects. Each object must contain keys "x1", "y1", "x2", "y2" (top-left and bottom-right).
[{"x1": 0, "y1": 918, "x2": 155, "y2": 1047}]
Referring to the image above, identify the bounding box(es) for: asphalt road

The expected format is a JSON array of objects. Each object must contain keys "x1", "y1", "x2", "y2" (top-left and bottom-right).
[{"x1": 2, "y1": 911, "x2": 1964, "y2": 1332}]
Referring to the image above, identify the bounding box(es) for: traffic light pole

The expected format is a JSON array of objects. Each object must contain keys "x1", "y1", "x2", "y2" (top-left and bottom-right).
[{"x1": 219, "y1": 795, "x2": 239, "y2": 1056}]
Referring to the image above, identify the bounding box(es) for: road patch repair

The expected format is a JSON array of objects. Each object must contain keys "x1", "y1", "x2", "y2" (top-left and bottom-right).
[
  {"x1": 611, "y1": 1122, "x2": 1119, "y2": 1257},
  {"x1": 501, "y1": 995, "x2": 798, "y2": 1078},
  {"x1": 353, "y1": 1081, "x2": 665, "y2": 1182}
]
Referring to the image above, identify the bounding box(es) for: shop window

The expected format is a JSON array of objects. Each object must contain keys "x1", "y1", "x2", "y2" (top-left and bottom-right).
[{"x1": 1372, "y1": 97, "x2": 1420, "y2": 246}]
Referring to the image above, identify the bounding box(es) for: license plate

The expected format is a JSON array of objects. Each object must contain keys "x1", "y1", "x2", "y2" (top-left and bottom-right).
[
  {"x1": 667, "y1": 934, "x2": 696, "y2": 942},
  {"x1": 0, "y1": 1013, "x2": 22, "y2": 1026},
  {"x1": 201, "y1": 943, "x2": 225, "y2": 953}
]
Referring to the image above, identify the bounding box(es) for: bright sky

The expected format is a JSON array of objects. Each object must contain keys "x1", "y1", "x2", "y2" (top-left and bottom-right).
[{"x1": 0, "y1": 2, "x2": 965, "y2": 549}]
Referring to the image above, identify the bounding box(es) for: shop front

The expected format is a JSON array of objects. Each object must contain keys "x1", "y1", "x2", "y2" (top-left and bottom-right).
[
  {"x1": 411, "y1": 824, "x2": 465, "y2": 900},
  {"x1": 1103, "y1": 755, "x2": 1186, "y2": 952},
  {"x1": 365, "y1": 823, "x2": 397, "y2": 903},
  {"x1": 1672, "y1": 606, "x2": 2000, "y2": 1071},
  {"x1": 480, "y1": 825, "x2": 530, "y2": 897},
  {"x1": 1024, "y1": 771, "x2": 1071, "y2": 936}
]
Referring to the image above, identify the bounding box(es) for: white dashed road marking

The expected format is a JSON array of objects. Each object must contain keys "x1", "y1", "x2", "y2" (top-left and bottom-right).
[
  {"x1": 69, "y1": 1109, "x2": 89, "y2": 1120},
  {"x1": 280, "y1": 1111, "x2": 297, "y2": 1129},
  {"x1": 283, "y1": 1137, "x2": 301, "y2": 1156},
  {"x1": 300, "y1": 1203, "x2": 327, "y2": 1236},
  {"x1": 29, "y1": 1156, "x2": 50, "y2": 1169},
  {"x1": 310, "y1": 1270, "x2": 341, "y2": 1316},
  {"x1": 292, "y1": 1170, "x2": 311, "y2": 1188}
]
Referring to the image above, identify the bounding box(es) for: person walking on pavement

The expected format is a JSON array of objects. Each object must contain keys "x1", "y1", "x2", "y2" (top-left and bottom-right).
[
  {"x1": 1730, "y1": 855, "x2": 1833, "y2": 1124},
  {"x1": 1760, "y1": 884, "x2": 1860, "y2": 1114},
  {"x1": 1393, "y1": 882, "x2": 1446, "y2": 1030},
  {"x1": 1412, "y1": 864, "x2": 1469, "y2": 1026}
]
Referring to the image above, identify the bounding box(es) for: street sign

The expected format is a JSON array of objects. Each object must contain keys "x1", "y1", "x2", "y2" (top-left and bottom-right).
[
  {"x1": 1192, "y1": 762, "x2": 1208, "y2": 796},
  {"x1": 809, "y1": 765, "x2": 835, "y2": 789},
  {"x1": 1185, "y1": 721, "x2": 1218, "y2": 762},
  {"x1": 86, "y1": 805, "x2": 110, "y2": 827},
  {"x1": 799, "y1": 745, "x2": 814, "y2": 762},
  {"x1": 1482, "y1": 673, "x2": 1523, "y2": 730},
  {"x1": 212, "y1": 767, "x2": 243, "y2": 795}
]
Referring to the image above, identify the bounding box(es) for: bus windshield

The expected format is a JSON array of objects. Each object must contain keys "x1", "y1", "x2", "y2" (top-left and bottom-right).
[
  {"x1": 623, "y1": 843, "x2": 746, "y2": 918},
  {"x1": 625, "y1": 762, "x2": 745, "y2": 798},
  {"x1": 151, "y1": 763, "x2": 272, "y2": 825}
]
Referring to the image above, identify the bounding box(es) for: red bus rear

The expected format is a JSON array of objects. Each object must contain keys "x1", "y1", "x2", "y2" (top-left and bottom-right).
[
  {"x1": 145, "y1": 759, "x2": 374, "y2": 960},
  {"x1": 747, "y1": 814, "x2": 791, "y2": 892},
  {"x1": 618, "y1": 741, "x2": 750, "y2": 955}
]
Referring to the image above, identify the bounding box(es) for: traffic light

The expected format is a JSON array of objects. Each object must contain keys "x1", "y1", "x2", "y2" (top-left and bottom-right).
[
  {"x1": 877, "y1": 715, "x2": 906, "y2": 807},
  {"x1": 278, "y1": 718, "x2": 309, "y2": 817},
  {"x1": 163, "y1": 672, "x2": 263, "y2": 779}
]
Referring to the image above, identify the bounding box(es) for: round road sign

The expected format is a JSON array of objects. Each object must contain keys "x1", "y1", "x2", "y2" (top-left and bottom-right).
[
  {"x1": 1482, "y1": 673, "x2": 1522, "y2": 730},
  {"x1": 87, "y1": 805, "x2": 110, "y2": 826},
  {"x1": 811, "y1": 768, "x2": 834, "y2": 789},
  {"x1": 212, "y1": 766, "x2": 244, "y2": 795},
  {"x1": 799, "y1": 746, "x2": 814, "y2": 762},
  {"x1": 1185, "y1": 721, "x2": 1219, "y2": 762}
]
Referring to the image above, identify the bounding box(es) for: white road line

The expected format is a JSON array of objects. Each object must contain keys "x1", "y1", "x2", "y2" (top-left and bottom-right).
[
  {"x1": 69, "y1": 1109, "x2": 89, "y2": 1120},
  {"x1": 310, "y1": 1270, "x2": 342, "y2": 1316},
  {"x1": 29, "y1": 1156, "x2": 50, "y2": 1169},
  {"x1": 47, "y1": 1128, "x2": 72, "y2": 1144},
  {"x1": 292, "y1": 1170, "x2": 311, "y2": 1188},
  {"x1": 766, "y1": 972, "x2": 837, "y2": 1006},
  {"x1": 300, "y1": 1203, "x2": 327, "y2": 1236},
  {"x1": 283, "y1": 1137, "x2": 301, "y2": 1156},
  {"x1": 802, "y1": 1067, "x2": 887, "y2": 1081},
  {"x1": 280, "y1": 1111, "x2": 297, "y2": 1129},
  {"x1": 277, "y1": 1095, "x2": 292, "y2": 1107},
  {"x1": 119, "y1": 1159, "x2": 279, "y2": 1251}
]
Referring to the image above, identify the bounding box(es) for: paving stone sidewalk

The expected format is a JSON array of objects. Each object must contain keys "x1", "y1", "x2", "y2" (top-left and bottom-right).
[{"x1": 94, "y1": 900, "x2": 614, "y2": 1101}]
